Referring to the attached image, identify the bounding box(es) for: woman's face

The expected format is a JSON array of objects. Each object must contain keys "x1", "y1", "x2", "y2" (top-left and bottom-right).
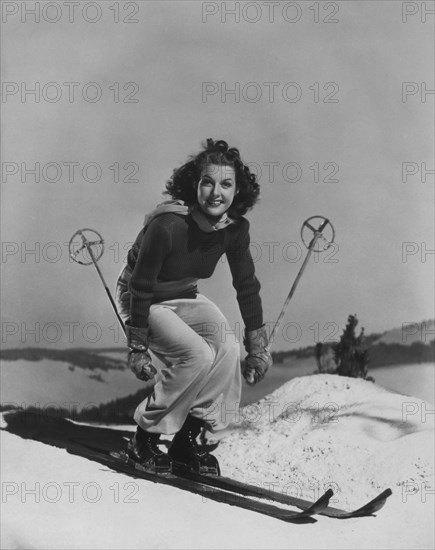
[{"x1": 197, "y1": 163, "x2": 237, "y2": 219}]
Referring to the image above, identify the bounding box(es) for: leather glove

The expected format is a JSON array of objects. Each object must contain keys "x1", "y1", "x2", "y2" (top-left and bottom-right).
[
  {"x1": 242, "y1": 325, "x2": 273, "y2": 385},
  {"x1": 126, "y1": 325, "x2": 157, "y2": 382}
]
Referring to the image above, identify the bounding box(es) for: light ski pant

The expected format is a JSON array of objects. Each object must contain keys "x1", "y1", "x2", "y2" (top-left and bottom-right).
[{"x1": 116, "y1": 280, "x2": 241, "y2": 435}]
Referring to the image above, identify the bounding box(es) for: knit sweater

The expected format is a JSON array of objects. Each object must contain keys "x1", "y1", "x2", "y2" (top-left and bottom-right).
[{"x1": 127, "y1": 212, "x2": 263, "y2": 331}]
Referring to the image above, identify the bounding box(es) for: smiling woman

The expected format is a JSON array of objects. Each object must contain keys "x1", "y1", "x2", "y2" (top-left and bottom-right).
[{"x1": 114, "y1": 138, "x2": 273, "y2": 475}]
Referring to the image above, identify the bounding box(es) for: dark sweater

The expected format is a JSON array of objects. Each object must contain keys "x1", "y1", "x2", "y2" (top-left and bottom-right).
[{"x1": 127, "y1": 212, "x2": 263, "y2": 330}]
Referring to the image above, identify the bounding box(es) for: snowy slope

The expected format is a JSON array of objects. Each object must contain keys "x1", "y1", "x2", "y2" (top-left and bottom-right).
[{"x1": 1, "y1": 375, "x2": 434, "y2": 550}]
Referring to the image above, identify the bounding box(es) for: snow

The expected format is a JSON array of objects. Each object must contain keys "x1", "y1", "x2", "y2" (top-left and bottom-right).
[{"x1": 1, "y1": 374, "x2": 434, "y2": 549}]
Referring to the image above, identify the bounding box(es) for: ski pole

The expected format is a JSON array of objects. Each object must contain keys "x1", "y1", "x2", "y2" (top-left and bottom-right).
[
  {"x1": 69, "y1": 228, "x2": 126, "y2": 336},
  {"x1": 266, "y1": 216, "x2": 335, "y2": 352}
]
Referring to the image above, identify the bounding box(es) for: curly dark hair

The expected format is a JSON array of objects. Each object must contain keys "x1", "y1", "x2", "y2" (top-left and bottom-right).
[{"x1": 165, "y1": 138, "x2": 260, "y2": 219}]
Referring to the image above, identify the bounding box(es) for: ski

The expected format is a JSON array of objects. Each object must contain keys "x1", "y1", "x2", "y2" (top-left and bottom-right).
[
  {"x1": 3, "y1": 411, "x2": 392, "y2": 520},
  {"x1": 312, "y1": 489, "x2": 393, "y2": 519},
  {"x1": 71, "y1": 438, "x2": 334, "y2": 516},
  {"x1": 171, "y1": 465, "x2": 393, "y2": 519},
  {"x1": 171, "y1": 462, "x2": 334, "y2": 511},
  {"x1": 75, "y1": 445, "x2": 328, "y2": 523}
]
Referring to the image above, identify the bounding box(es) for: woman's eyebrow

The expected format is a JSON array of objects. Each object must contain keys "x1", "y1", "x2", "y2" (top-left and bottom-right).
[{"x1": 201, "y1": 174, "x2": 234, "y2": 182}]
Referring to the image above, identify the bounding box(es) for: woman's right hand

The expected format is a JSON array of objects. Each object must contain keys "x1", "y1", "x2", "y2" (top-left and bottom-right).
[
  {"x1": 128, "y1": 350, "x2": 157, "y2": 381},
  {"x1": 126, "y1": 324, "x2": 157, "y2": 381}
]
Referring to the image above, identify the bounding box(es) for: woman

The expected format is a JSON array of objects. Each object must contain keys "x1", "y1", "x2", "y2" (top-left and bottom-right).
[{"x1": 116, "y1": 138, "x2": 272, "y2": 474}]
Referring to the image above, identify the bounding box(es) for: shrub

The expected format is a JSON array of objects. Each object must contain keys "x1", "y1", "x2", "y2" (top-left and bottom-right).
[{"x1": 332, "y1": 314, "x2": 374, "y2": 381}]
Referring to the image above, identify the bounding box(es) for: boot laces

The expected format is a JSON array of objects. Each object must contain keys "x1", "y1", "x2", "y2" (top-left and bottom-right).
[
  {"x1": 188, "y1": 430, "x2": 207, "y2": 458},
  {"x1": 133, "y1": 432, "x2": 163, "y2": 458},
  {"x1": 145, "y1": 435, "x2": 164, "y2": 457}
]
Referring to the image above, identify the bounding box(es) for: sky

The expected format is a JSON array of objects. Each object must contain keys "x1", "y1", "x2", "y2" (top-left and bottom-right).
[{"x1": 1, "y1": 0, "x2": 434, "y2": 351}]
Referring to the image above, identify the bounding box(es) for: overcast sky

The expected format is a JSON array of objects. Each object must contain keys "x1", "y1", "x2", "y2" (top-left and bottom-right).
[{"x1": 2, "y1": 1, "x2": 434, "y2": 350}]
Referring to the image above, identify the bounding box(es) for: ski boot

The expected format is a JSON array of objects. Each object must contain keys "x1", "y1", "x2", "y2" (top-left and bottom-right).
[
  {"x1": 127, "y1": 426, "x2": 172, "y2": 473},
  {"x1": 168, "y1": 415, "x2": 221, "y2": 476}
]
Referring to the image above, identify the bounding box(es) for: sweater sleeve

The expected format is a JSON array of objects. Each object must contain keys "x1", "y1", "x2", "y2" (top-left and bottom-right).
[
  {"x1": 128, "y1": 218, "x2": 172, "y2": 328},
  {"x1": 226, "y1": 219, "x2": 264, "y2": 331}
]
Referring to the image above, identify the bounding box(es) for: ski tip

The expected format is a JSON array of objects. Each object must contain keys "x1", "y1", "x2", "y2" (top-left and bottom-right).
[
  {"x1": 317, "y1": 488, "x2": 334, "y2": 508},
  {"x1": 351, "y1": 488, "x2": 393, "y2": 517},
  {"x1": 302, "y1": 488, "x2": 334, "y2": 514},
  {"x1": 314, "y1": 488, "x2": 334, "y2": 512},
  {"x1": 324, "y1": 488, "x2": 335, "y2": 500}
]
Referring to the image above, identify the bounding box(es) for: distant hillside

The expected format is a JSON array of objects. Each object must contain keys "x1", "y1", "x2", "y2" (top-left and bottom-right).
[
  {"x1": 3, "y1": 386, "x2": 151, "y2": 424},
  {"x1": 278, "y1": 340, "x2": 434, "y2": 370},
  {"x1": 373, "y1": 319, "x2": 435, "y2": 345},
  {"x1": 0, "y1": 347, "x2": 126, "y2": 371},
  {"x1": 271, "y1": 321, "x2": 434, "y2": 369},
  {"x1": 1, "y1": 321, "x2": 434, "y2": 372},
  {"x1": 366, "y1": 340, "x2": 434, "y2": 368}
]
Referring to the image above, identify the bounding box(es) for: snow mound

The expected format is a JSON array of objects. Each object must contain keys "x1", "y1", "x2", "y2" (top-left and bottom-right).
[{"x1": 214, "y1": 375, "x2": 434, "y2": 511}]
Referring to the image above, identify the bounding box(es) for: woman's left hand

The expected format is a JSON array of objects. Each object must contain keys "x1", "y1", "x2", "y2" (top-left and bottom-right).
[{"x1": 242, "y1": 351, "x2": 272, "y2": 384}]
